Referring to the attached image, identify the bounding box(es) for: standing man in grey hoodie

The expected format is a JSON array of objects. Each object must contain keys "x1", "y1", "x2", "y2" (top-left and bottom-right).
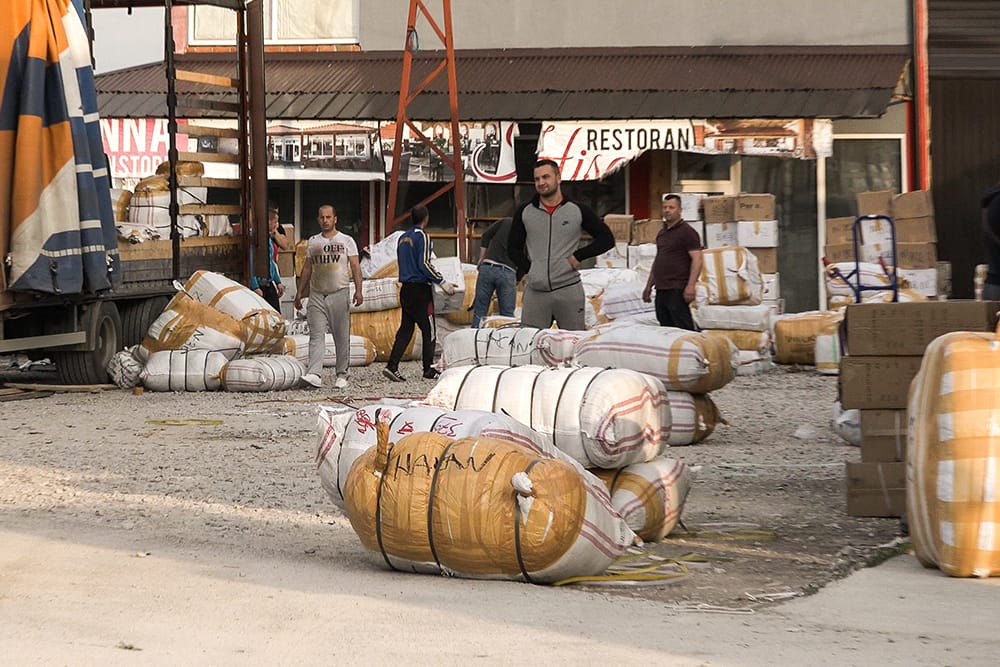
[{"x1": 508, "y1": 159, "x2": 614, "y2": 330}]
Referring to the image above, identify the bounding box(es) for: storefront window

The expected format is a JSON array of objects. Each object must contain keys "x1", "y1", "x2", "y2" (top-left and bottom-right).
[
  {"x1": 825, "y1": 138, "x2": 903, "y2": 218},
  {"x1": 676, "y1": 152, "x2": 733, "y2": 181}
]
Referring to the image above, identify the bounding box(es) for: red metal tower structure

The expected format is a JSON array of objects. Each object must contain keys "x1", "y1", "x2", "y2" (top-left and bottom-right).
[{"x1": 386, "y1": 0, "x2": 467, "y2": 260}]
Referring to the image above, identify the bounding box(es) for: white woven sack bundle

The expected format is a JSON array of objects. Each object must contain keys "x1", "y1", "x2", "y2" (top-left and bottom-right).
[
  {"x1": 128, "y1": 181, "x2": 206, "y2": 238},
  {"x1": 283, "y1": 333, "x2": 376, "y2": 367},
  {"x1": 736, "y1": 350, "x2": 774, "y2": 376},
  {"x1": 694, "y1": 303, "x2": 774, "y2": 332},
  {"x1": 107, "y1": 347, "x2": 144, "y2": 389},
  {"x1": 137, "y1": 292, "x2": 245, "y2": 362},
  {"x1": 699, "y1": 247, "x2": 764, "y2": 305},
  {"x1": 591, "y1": 457, "x2": 695, "y2": 542},
  {"x1": 220, "y1": 355, "x2": 305, "y2": 392},
  {"x1": 317, "y1": 404, "x2": 587, "y2": 510},
  {"x1": 599, "y1": 281, "x2": 655, "y2": 320},
  {"x1": 358, "y1": 230, "x2": 403, "y2": 279},
  {"x1": 665, "y1": 391, "x2": 721, "y2": 446},
  {"x1": 424, "y1": 364, "x2": 671, "y2": 469},
  {"x1": 349, "y1": 277, "x2": 400, "y2": 313},
  {"x1": 814, "y1": 322, "x2": 843, "y2": 375},
  {"x1": 140, "y1": 349, "x2": 229, "y2": 391},
  {"x1": 572, "y1": 322, "x2": 738, "y2": 394},
  {"x1": 441, "y1": 327, "x2": 581, "y2": 368},
  {"x1": 580, "y1": 267, "x2": 643, "y2": 299},
  {"x1": 178, "y1": 270, "x2": 286, "y2": 354},
  {"x1": 824, "y1": 261, "x2": 891, "y2": 298}
]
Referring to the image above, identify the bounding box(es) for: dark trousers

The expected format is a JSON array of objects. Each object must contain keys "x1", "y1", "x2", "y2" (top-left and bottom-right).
[
  {"x1": 654, "y1": 288, "x2": 697, "y2": 330},
  {"x1": 388, "y1": 282, "x2": 436, "y2": 372},
  {"x1": 258, "y1": 282, "x2": 281, "y2": 312}
]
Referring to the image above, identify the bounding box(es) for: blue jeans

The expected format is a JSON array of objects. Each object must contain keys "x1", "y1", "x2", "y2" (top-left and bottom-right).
[{"x1": 471, "y1": 263, "x2": 517, "y2": 328}]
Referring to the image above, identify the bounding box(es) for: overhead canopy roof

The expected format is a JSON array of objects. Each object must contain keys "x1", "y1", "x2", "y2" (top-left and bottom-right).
[{"x1": 94, "y1": 45, "x2": 910, "y2": 121}]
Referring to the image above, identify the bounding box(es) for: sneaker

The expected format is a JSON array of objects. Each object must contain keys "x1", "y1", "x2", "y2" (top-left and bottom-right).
[
  {"x1": 382, "y1": 368, "x2": 406, "y2": 382},
  {"x1": 301, "y1": 373, "x2": 322, "y2": 388},
  {"x1": 334, "y1": 376, "x2": 348, "y2": 389},
  {"x1": 422, "y1": 368, "x2": 441, "y2": 380}
]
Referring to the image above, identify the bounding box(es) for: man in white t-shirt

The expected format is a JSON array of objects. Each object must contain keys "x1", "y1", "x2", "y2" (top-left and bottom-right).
[{"x1": 294, "y1": 204, "x2": 363, "y2": 389}]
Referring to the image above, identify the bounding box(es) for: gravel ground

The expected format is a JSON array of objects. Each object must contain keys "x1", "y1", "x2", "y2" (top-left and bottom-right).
[{"x1": 0, "y1": 358, "x2": 905, "y2": 609}]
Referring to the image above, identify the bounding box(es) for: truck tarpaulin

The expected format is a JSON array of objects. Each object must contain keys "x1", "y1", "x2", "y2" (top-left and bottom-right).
[{"x1": 1, "y1": 0, "x2": 118, "y2": 295}]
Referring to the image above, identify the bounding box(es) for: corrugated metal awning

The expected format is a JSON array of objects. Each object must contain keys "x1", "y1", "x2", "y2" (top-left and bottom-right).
[{"x1": 95, "y1": 45, "x2": 910, "y2": 121}]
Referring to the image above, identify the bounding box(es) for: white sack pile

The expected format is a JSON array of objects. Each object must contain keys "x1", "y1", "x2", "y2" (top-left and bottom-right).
[{"x1": 441, "y1": 327, "x2": 581, "y2": 368}]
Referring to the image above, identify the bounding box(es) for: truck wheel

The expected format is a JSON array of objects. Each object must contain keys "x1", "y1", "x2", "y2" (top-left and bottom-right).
[
  {"x1": 54, "y1": 301, "x2": 122, "y2": 385},
  {"x1": 121, "y1": 296, "x2": 170, "y2": 347}
]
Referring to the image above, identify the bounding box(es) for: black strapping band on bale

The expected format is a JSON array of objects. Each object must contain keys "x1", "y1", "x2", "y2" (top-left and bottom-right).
[
  {"x1": 527, "y1": 369, "x2": 543, "y2": 436},
  {"x1": 491, "y1": 366, "x2": 514, "y2": 414},
  {"x1": 453, "y1": 366, "x2": 476, "y2": 411},
  {"x1": 426, "y1": 440, "x2": 458, "y2": 575},
  {"x1": 374, "y1": 440, "x2": 397, "y2": 571},
  {"x1": 513, "y1": 460, "x2": 541, "y2": 584}
]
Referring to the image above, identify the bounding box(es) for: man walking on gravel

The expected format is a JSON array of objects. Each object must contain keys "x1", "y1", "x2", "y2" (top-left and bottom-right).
[
  {"x1": 508, "y1": 159, "x2": 614, "y2": 330},
  {"x1": 642, "y1": 194, "x2": 702, "y2": 330},
  {"x1": 383, "y1": 205, "x2": 458, "y2": 382},
  {"x1": 294, "y1": 204, "x2": 363, "y2": 389}
]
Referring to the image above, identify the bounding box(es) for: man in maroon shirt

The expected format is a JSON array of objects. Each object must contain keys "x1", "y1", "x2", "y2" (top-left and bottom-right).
[{"x1": 641, "y1": 194, "x2": 703, "y2": 330}]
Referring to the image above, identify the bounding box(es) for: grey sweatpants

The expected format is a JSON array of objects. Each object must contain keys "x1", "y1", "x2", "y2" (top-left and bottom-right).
[
  {"x1": 519, "y1": 282, "x2": 586, "y2": 330},
  {"x1": 306, "y1": 288, "x2": 351, "y2": 378}
]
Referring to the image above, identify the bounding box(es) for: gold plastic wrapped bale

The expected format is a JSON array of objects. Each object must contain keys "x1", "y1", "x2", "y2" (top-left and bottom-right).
[
  {"x1": 908, "y1": 330, "x2": 1000, "y2": 577},
  {"x1": 180, "y1": 270, "x2": 286, "y2": 354},
  {"x1": 773, "y1": 311, "x2": 841, "y2": 366},
  {"x1": 591, "y1": 457, "x2": 695, "y2": 542},
  {"x1": 342, "y1": 425, "x2": 634, "y2": 583},
  {"x1": 138, "y1": 292, "x2": 245, "y2": 362}
]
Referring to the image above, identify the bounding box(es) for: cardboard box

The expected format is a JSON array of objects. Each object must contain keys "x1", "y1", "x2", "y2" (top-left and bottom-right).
[
  {"x1": 856, "y1": 190, "x2": 894, "y2": 216},
  {"x1": 823, "y1": 242, "x2": 856, "y2": 264},
  {"x1": 703, "y1": 221, "x2": 739, "y2": 248},
  {"x1": 895, "y1": 242, "x2": 937, "y2": 269},
  {"x1": 276, "y1": 249, "x2": 295, "y2": 278},
  {"x1": 603, "y1": 214, "x2": 634, "y2": 244},
  {"x1": 892, "y1": 190, "x2": 934, "y2": 219},
  {"x1": 860, "y1": 409, "x2": 907, "y2": 462},
  {"x1": 735, "y1": 194, "x2": 776, "y2": 221},
  {"x1": 702, "y1": 195, "x2": 736, "y2": 223},
  {"x1": 749, "y1": 247, "x2": 777, "y2": 274},
  {"x1": 897, "y1": 267, "x2": 938, "y2": 298},
  {"x1": 844, "y1": 301, "x2": 1000, "y2": 356},
  {"x1": 838, "y1": 355, "x2": 924, "y2": 409},
  {"x1": 846, "y1": 462, "x2": 906, "y2": 517},
  {"x1": 894, "y1": 216, "x2": 936, "y2": 243},
  {"x1": 678, "y1": 193, "x2": 706, "y2": 221},
  {"x1": 737, "y1": 219, "x2": 779, "y2": 247},
  {"x1": 936, "y1": 260, "x2": 952, "y2": 298},
  {"x1": 631, "y1": 218, "x2": 661, "y2": 245},
  {"x1": 825, "y1": 216, "x2": 857, "y2": 245}
]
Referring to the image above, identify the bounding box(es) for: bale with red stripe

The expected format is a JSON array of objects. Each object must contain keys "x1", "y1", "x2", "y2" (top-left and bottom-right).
[
  {"x1": 591, "y1": 457, "x2": 695, "y2": 542},
  {"x1": 341, "y1": 418, "x2": 635, "y2": 583},
  {"x1": 423, "y1": 364, "x2": 671, "y2": 469}
]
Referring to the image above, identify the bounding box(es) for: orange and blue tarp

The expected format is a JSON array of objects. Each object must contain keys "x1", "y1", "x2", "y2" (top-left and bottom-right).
[{"x1": 1, "y1": 0, "x2": 118, "y2": 295}]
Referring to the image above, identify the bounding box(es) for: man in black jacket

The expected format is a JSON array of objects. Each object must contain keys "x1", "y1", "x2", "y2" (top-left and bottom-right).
[{"x1": 508, "y1": 159, "x2": 614, "y2": 330}]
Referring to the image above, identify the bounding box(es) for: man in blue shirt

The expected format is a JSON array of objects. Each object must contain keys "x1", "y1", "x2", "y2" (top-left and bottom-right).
[{"x1": 383, "y1": 205, "x2": 458, "y2": 381}]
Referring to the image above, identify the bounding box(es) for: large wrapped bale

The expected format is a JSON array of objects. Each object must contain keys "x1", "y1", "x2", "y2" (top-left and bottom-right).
[
  {"x1": 598, "y1": 281, "x2": 654, "y2": 320},
  {"x1": 283, "y1": 333, "x2": 376, "y2": 367},
  {"x1": 813, "y1": 316, "x2": 844, "y2": 375},
  {"x1": 179, "y1": 270, "x2": 286, "y2": 354},
  {"x1": 360, "y1": 231, "x2": 403, "y2": 279},
  {"x1": 442, "y1": 268, "x2": 480, "y2": 325},
  {"x1": 572, "y1": 322, "x2": 737, "y2": 394},
  {"x1": 694, "y1": 303, "x2": 774, "y2": 332},
  {"x1": 698, "y1": 247, "x2": 764, "y2": 306},
  {"x1": 827, "y1": 287, "x2": 927, "y2": 310},
  {"x1": 666, "y1": 392, "x2": 722, "y2": 446},
  {"x1": 908, "y1": 331, "x2": 1000, "y2": 577},
  {"x1": 341, "y1": 423, "x2": 634, "y2": 583},
  {"x1": 107, "y1": 347, "x2": 143, "y2": 389},
  {"x1": 824, "y1": 261, "x2": 891, "y2": 300},
  {"x1": 140, "y1": 349, "x2": 229, "y2": 391},
  {"x1": 441, "y1": 327, "x2": 581, "y2": 368},
  {"x1": 703, "y1": 329, "x2": 771, "y2": 353},
  {"x1": 349, "y1": 277, "x2": 400, "y2": 313},
  {"x1": 773, "y1": 311, "x2": 842, "y2": 366},
  {"x1": 350, "y1": 308, "x2": 422, "y2": 362},
  {"x1": 137, "y1": 292, "x2": 245, "y2": 362},
  {"x1": 317, "y1": 404, "x2": 584, "y2": 510},
  {"x1": 424, "y1": 365, "x2": 670, "y2": 469},
  {"x1": 128, "y1": 174, "x2": 207, "y2": 238},
  {"x1": 591, "y1": 457, "x2": 695, "y2": 542},
  {"x1": 219, "y1": 355, "x2": 304, "y2": 392}
]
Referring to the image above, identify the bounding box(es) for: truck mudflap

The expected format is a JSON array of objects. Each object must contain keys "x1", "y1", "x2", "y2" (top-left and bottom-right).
[{"x1": 1, "y1": 0, "x2": 119, "y2": 296}]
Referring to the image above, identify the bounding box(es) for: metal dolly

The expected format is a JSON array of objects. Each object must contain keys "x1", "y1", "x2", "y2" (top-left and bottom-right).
[{"x1": 825, "y1": 214, "x2": 899, "y2": 303}]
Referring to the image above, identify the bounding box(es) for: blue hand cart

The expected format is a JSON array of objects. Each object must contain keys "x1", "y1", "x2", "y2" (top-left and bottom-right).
[{"x1": 825, "y1": 214, "x2": 899, "y2": 303}]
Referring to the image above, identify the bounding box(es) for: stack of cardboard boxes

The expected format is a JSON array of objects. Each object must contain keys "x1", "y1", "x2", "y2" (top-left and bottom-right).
[
  {"x1": 824, "y1": 189, "x2": 939, "y2": 298},
  {"x1": 701, "y1": 194, "x2": 780, "y2": 308},
  {"x1": 839, "y1": 301, "x2": 1000, "y2": 517}
]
